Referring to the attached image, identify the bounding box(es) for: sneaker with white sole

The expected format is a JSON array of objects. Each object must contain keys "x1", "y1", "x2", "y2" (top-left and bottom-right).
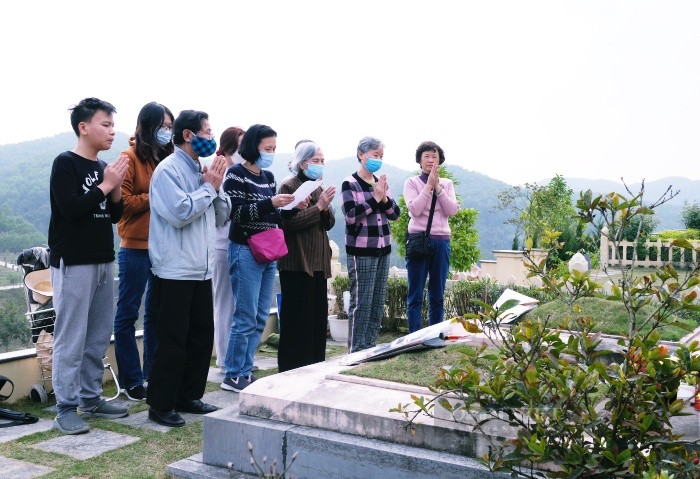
[
  {"x1": 124, "y1": 385, "x2": 147, "y2": 401},
  {"x1": 78, "y1": 399, "x2": 129, "y2": 419},
  {"x1": 220, "y1": 376, "x2": 251, "y2": 392},
  {"x1": 54, "y1": 411, "x2": 90, "y2": 435}
]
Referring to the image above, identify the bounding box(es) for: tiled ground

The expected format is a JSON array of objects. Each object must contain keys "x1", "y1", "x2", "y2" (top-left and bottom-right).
[
  {"x1": 0, "y1": 455, "x2": 54, "y2": 479},
  {"x1": 31, "y1": 428, "x2": 140, "y2": 460},
  {"x1": 0, "y1": 358, "x2": 264, "y2": 477}
]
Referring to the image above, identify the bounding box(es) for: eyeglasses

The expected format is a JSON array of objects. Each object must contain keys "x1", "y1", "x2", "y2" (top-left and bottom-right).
[
  {"x1": 196, "y1": 130, "x2": 214, "y2": 139},
  {"x1": 160, "y1": 124, "x2": 173, "y2": 132},
  {"x1": 188, "y1": 129, "x2": 214, "y2": 139}
]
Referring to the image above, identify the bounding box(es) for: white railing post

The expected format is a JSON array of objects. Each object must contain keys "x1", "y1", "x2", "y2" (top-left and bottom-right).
[{"x1": 600, "y1": 227, "x2": 609, "y2": 267}]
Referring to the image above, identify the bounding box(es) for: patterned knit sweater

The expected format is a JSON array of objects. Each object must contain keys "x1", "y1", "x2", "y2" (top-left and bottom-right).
[
  {"x1": 224, "y1": 163, "x2": 284, "y2": 245},
  {"x1": 341, "y1": 172, "x2": 400, "y2": 256}
]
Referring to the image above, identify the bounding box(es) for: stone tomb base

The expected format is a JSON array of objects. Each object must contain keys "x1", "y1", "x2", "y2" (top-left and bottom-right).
[{"x1": 169, "y1": 357, "x2": 510, "y2": 479}]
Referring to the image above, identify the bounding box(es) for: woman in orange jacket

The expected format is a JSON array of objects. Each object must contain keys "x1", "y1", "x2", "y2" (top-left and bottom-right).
[{"x1": 114, "y1": 102, "x2": 174, "y2": 401}]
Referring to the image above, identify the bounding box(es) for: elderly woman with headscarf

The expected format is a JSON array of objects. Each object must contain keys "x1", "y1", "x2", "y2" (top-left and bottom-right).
[{"x1": 276, "y1": 141, "x2": 336, "y2": 372}]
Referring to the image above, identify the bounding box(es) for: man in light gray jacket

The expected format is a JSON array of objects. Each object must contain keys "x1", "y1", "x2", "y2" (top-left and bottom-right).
[{"x1": 146, "y1": 109, "x2": 230, "y2": 427}]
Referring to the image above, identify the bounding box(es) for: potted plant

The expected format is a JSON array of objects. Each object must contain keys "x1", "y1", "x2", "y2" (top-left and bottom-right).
[{"x1": 328, "y1": 289, "x2": 349, "y2": 342}]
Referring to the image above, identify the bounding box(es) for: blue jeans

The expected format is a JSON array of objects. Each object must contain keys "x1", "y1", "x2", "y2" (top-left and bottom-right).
[
  {"x1": 406, "y1": 239, "x2": 451, "y2": 333},
  {"x1": 224, "y1": 242, "x2": 276, "y2": 378},
  {"x1": 114, "y1": 248, "x2": 157, "y2": 389}
]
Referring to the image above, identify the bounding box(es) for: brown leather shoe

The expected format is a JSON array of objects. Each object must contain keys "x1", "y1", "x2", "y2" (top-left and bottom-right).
[{"x1": 148, "y1": 408, "x2": 185, "y2": 427}]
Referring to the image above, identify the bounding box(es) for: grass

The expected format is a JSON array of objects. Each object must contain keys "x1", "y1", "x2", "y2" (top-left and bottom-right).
[
  {"x1": 0, "y1": 381, "x2": 203, "y2": 479},
  {"x1": 525, "y1": 296, "x2": 698, "y2": 341},
  {"x1": 0, "y1": 268, "x2": 22, "y2": 286},
  {"x1": 343, "y1": 344, "x2": 477, "y2": 388},
  {"x1": 0, "y1": 363, "x2": 281, "y2": 478},
  {"x1": 256, "y1": 333, "x2": 349, "y2": 359},
  {"x1": 341, "y1": 294, "x2": 700, "y2": 389}
]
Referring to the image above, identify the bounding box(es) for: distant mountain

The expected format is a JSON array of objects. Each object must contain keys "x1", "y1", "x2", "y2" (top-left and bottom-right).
[{"x1": 0, "y1": 132, "x2": 130, "y2": 238}]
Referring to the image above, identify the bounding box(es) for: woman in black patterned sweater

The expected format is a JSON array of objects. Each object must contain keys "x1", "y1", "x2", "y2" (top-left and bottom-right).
[{"x1": 220, "y1": 124, "x2": 295, "y2": 392}]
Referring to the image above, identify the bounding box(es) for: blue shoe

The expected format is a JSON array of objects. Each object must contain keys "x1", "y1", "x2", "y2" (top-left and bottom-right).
[{"x1": 220, "y1": 376, "x2": 251, "y2": 392}]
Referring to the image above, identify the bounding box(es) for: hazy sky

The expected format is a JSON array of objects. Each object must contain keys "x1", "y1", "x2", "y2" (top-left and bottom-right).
[{"x1": 2, "y1": 1, "x2": 698, "y2": 185}]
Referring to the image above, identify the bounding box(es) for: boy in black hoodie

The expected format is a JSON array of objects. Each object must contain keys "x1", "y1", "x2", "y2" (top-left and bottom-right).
[{"x1": 48, "y1": 97, "x2": 130, "y2": 434}]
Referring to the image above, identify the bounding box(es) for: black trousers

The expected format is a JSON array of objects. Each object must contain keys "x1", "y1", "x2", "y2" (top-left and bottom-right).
[
  {"x1": 146, "y1": 276, "x2": 214, "y2": 410},
  {"x1": 278, "y1": 271, "x2": 328, "y2": 373}
]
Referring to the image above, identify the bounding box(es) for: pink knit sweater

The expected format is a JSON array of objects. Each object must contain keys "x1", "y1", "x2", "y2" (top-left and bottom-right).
[{"x1": 403, "y1": 175, "x2": 460, "y2": 237}]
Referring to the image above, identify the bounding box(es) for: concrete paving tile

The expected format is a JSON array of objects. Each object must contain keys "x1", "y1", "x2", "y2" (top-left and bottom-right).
[
  {"x1": 254, "y1": 357, "x2": 278, "y2": 370},
  {"x1": 168, "y1": 453, "x2": 256, "y2": 479},
  {"x1": 0, "y1": 455, "x2": 54, "y2": 478},
  {"x1": 112, "y1": 409, "x2": 172, "y2": 433},
  {"x1": 0, "y1": 418, "x2": 53, "y2": 444},
  {"x1": 207, "y1": 358, "x2": 278, "y2": 384},
  {"x1": 31, "y1": 428, "x2": 140, "y2": 460},
  {"x1": 207, "y1": 368, "x2": 225, "y2": 384},
  {"x1": 202, "y1": 390, "x2": 240, "y2": 410},
  {"x1": 168, "y1": 453, "x2": 258, "y2": 479},
  {"x1": 112, "y1": 391, "x2": 238, "y2": 433}
]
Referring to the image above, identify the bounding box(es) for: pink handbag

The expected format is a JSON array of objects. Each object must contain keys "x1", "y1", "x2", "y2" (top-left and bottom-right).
[{"x1": 247, "y1": 228, "x2": 288, "y2": 263}]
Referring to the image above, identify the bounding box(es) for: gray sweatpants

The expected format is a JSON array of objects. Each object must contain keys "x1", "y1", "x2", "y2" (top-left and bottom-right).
[{"x1": 51, "y1": 261, "x2": 114, "y2": 416}]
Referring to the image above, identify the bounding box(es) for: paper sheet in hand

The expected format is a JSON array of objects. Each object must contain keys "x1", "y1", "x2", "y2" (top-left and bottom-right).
[{"x1": 280, "y1": 180, "x2": 323, "y2": 210}]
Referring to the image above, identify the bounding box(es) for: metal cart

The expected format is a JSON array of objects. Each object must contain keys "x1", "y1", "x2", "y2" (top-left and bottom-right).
[{"x1": 16, "y1": 247, "x2": 120, "y2": 403}]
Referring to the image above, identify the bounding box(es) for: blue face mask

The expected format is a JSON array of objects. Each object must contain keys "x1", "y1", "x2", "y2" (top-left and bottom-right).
[
  {"x1": 155, "y1": 128, "x2": 172, "y2": 146},
  {"x1": 257, "y1": 151, "x2": 275, "y2": 169},
  {"x1": 304, "y1": 163, "x2": 323, "y2": 180},
  {"x1": 191, "y1": 135, "x2": 217, "y2": 157},
  {"x1": 365, "y1": 157, "x2": 382, "y2": 173}
]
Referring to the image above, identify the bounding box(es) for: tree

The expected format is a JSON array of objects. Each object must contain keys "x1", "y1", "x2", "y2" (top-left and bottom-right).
[
  {"x1": 496, "y1": 175, "x2": 595, "y2": 265},
  {"x1": 682, "y1": 201, "x2": 700, "y2": 231},
  {"x1": 0, "y1": 205, "x2": 46, "y2": 253},
  {"x1": 396, "y1": 184, "x2": 700, "y2": 478},
  {"x1": 0, "y1": 299, "x2": 31, "y2": 352},
  {"x1": 495, "y1": 174, "x2": 577, "y2": 250},
  {"x1": 390, "y1": 166, "x2": 480, "y2": 271}
]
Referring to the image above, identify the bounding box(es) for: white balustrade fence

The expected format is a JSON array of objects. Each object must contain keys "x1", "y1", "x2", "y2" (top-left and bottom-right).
[{"x1": 600, "y1": 227, "x2": 700, "y2": 268}]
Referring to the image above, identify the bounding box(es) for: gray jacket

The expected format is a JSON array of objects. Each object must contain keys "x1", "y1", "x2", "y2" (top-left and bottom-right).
[{"x1": 149, "y1": 147, "x2": 231, "y2": 280}]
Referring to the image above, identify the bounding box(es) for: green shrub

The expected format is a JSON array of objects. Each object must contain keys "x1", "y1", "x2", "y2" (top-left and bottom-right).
[
  {"x1": 380, "y1": 277, "x2": 556, "y2": 329},
  {"x1": 383, "y1": 277, "x2": 409, "y2": 332},
  {"x1": 330, "y1": 274, "x2": 350, "y2": 316},
  {"x1": 657, "y1": 229, "x2": 700, "y2": 241},
  {"x1": 395, "y1": 187, "x2": 700, "y2": 478},
  {"x1": 682, "y1": 201, "x2": 700, "y2": 230}
]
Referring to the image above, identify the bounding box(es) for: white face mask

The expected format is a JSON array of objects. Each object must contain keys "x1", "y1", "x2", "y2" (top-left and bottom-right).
[
  {"x1": 155, "y1": 128, "x2": 172, "y2": 146},
  {"x1": 231, "y1": 151, "x2": 244, "y2": 164}
]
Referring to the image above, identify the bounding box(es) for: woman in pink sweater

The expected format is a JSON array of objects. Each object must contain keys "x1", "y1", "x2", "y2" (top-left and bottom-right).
[{"x1": 403, "y1": 141, "x2": 459, "y2": 332}]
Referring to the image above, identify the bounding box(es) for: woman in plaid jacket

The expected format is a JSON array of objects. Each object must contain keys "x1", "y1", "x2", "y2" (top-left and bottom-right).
[{"x1": 341, "y1": 136, "x2": 400, "y2": 352}]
